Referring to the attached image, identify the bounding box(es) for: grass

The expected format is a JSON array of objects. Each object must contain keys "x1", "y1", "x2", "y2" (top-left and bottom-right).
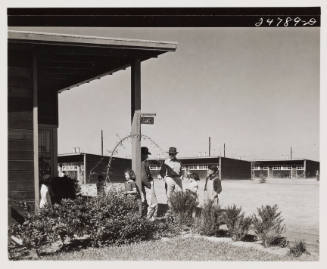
[{"x1": 42, "y1": 237, "x2": 295, "y2": 261}]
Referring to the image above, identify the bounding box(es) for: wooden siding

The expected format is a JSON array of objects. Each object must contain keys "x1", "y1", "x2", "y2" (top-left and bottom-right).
[
  {"x1": 220, "y1": 157, "x2": 251, "y2": 180},
  {"x1": 8, "y1": 50, "x2": 35, "y2": 209}
]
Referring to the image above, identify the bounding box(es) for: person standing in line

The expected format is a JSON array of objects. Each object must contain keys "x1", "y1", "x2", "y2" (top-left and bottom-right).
[
  {"x1": 39, "y1": 174, "x2": 53, "y2": 210},
  {"x1": 123, "y1": 168, "x2": 143, "y2": 217},
  {"x1": 96, "y1": 174, "x2": 105, "y2": 197},
  {"x1": 160, "y1": 147, "x2": 183, "y2": 208},
  {"x1": 204, "y1": 165, "x2": 222, "y2": 206},
  {"x1": 141, "y1": 147, "x2": 158, "y2": 220}
]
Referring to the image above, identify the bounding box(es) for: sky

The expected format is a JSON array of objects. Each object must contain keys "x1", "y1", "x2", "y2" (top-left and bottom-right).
[{"x1": 9, "y1": 27, "x2": 320, "y2": 161}]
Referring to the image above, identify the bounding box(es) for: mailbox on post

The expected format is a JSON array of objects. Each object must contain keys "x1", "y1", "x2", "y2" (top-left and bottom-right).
[{"x1": 141, "y1": 113, "x2": 156, "y2": 125}]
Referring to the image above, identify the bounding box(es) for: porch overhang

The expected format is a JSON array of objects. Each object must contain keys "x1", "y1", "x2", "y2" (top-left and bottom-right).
[{"x1": 8, "y1": 30, "x2": 177, "y2": 92}]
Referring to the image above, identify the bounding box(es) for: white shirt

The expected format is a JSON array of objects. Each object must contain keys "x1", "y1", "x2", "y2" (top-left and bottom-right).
[
  {"x1": 164, "y1": 158, "x2": 182, "y2": 177},
  {"x1": 185, "y1": 179, "x2": 199, "y2": 194},
  {"x1": 40, "y1": 184, "x2": 52, "y2": 209}
]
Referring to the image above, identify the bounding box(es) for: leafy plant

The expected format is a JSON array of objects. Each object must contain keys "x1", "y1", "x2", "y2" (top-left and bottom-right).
[
  {"x1": 169, "y1": 191, "x2": 198, "y2": 226},
  {"x1": 252, "y1": 204, "x2": 285, "y2": 247},
  {"x1": 230, "y1": 216, "x2": 253, "y2": 241},
  {"x1": 8, "y1": 191, "x2": 162, "y2": 259},
  {"x1": 224, "y1": 204, "x2": 252, "y2": 241},
  {"x1": 193, "y1": 200, "x2": 225, "y2": 236},
  {"x1": 289, "y1": 240, "x2": 308, "y2": 257},
  {"x1": 259, "y1": 173, "x2": 267, "y2": 183}
]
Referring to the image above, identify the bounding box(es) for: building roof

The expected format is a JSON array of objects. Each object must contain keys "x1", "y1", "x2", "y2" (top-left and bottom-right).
[
  {"x1": 252, "y1": 159, "x2": 319, "y2": 163},
  {"x1": 58, "y1": 152, "x2": 131, "y2": 162},
  {"x1": 8, "y1": 30, "x2": 177, "y2": 92}
]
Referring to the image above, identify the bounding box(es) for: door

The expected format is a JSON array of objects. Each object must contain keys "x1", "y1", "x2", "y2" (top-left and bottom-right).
[{"x1": 38, "y1": 124, "x2": 57, "y2": 178}]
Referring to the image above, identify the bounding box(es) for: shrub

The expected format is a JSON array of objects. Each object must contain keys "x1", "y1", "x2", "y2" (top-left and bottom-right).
[
  {"x1": 50, "y1": 176, "x2": 81, "y2": 204},
  {"x1": 8, "y1": 191, "x2": 159, "y2": 258},
  {"x1": 259, "y1": 173, "x2": 267, "y2": 183},
  {"x1": 289, "y1": 240, "x2": 308, "y2": 257},
  {"x1": 224, "y1": 204, "x2": 252, "y2": 241},
  {"x1": 252, "y1": 204, "x2": 285, "y2": 247},
  {"x1": 230, "y1": 216, "x2": 253, "y2": 241},
  {"x1": 193, "y1": 200, "x2": 225, "y2": 236},
  {"x1": 169, "y1": 191, "x2": 198, "y2": 226}
]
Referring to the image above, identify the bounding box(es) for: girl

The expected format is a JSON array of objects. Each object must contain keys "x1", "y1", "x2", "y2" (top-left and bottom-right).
[{"x1": 123, "y1": 168, "x2": 143, "y2": 217}]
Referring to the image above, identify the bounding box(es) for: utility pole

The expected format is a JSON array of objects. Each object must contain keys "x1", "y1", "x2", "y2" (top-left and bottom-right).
[
  {"x1": 208, "y1": 137, "x2": 211, "y2": 156},
  {"x1": 290, "y1": 146, "x2": 293, "y2": 160},
  {"x1": 101, "y1": 130, "x2": 103, "y2": 156},
  {"x1": 224, "y1": 143, "x2": 226, "y2": 157}
]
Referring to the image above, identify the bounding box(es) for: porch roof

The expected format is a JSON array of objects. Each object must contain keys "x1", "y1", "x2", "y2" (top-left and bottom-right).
[{"x1": 8, "y1": 30, "x2": 177, "y2": 92}]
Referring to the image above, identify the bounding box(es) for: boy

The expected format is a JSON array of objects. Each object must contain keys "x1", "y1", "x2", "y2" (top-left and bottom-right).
[{"x1": 204, "y1": 165, "x2": 222, "y2": 206}]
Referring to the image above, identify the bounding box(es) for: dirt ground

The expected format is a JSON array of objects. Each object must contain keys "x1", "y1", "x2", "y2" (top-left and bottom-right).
[
  {"x1": 153, "y1": 177, "x2": 319, "y2": 252},
  {"x1": 81, "y1": 177, "x2": 319, "y2": 253}
]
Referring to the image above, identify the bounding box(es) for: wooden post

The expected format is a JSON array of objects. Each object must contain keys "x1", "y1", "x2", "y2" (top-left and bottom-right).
[
  {"x1": 83, "y1": 153, "x2": 87, "y2": 184},
  {"x1": 131, "y1": 60, "x2": 142, "y2": 193},
  {"x1": 32, "y1": 55, "x2": 40, "y2": 212},
  {"x1": 303, "y1": 159, "x2": 307, "y2": 178},
  {"x1": 224, "y1": 143, "x2": 226, "y2": 157},
  {"x1": 101, "y1": 129, "x2": 104, "y2": 156}
]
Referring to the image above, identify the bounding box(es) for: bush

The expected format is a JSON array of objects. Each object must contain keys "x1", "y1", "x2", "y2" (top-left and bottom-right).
[
  {"x1": 169, "y1": 191, "x2": 198, "y2": 226},
  {"x1": 289, "y1": 240, "x2": 308, "y2": 257},
  {"x1": 50, "y1": 176, "x2": 81, "y2": 204},
  {"x1": 252, "y1": 204, "x2": 285, "y2": 247},
  {"x1": 193, "y1": 200, "x2": 225, "y2": 236},
  {"x1": 224, "y1": 204, "x2": 252, "y2": 241},
  {"x1": 8, "y1": 191, "x2": 160, "y2": 258}
]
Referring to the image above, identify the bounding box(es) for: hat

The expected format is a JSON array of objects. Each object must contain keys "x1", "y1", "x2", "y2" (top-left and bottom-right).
[
  {"x1": 141, "y1": 147, "x2": 151, "y2": 155},
  {"x1": 208, "y1": 165, "x2": 218, "y2": 173},
  {"x1": 168, "y1": 147, "x2": 178, "y2": 154}
]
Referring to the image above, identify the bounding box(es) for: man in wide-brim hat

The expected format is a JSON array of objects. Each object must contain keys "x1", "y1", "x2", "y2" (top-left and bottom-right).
[{"x1": 159, "y1": 147, "x2": 183, "y2": 208}]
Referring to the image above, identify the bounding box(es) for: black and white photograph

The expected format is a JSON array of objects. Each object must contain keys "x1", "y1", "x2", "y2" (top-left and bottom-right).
[{"x1": 2, "y1": 2, "x2": 325, "y2": 264}]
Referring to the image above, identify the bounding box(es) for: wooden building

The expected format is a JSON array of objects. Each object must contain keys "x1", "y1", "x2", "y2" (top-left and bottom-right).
[
  {"x1": 58, "y1": 153, "x2": 131, "y2": 184},
  {"x1": 252, "y1": 159, "x2": 320, "y2": 179},
  {"x1": 149, "y1": 156, "x2": 252, "y2": 180},
  {"x1": 8, "y1": 30, "x2": 177, "y2": 213}
]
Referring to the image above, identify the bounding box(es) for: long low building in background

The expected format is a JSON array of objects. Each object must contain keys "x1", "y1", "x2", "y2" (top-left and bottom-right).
[
  {"x1": 58, "y1": 153, "x2": 320, "y2": 183},
  {"x1": 58, "y1": 153, "x2": 131, "y2": 184},
  {"x1": 148, "y1": 156, "x2": 252, "y2": 180},
  {"x1": 252, "y1": 159, "x2": 319, "y2": 179}
]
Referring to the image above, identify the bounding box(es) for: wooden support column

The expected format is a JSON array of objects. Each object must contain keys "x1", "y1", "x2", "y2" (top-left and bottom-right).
[
  {"x1": 32, "y1": 55, "x2": 40, "y2": 212},
  {"x1": 131, "y1": 60, "x2": 142, "y2": 193}
]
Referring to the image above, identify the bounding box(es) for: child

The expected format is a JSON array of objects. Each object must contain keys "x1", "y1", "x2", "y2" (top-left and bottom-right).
[
  {"x1": 123, "y1": 168, "x2": 143, "y2": 217},
  {"x1": 40, "y1": 174, "x2": 53, "y2": 209},
  {"x1": 204, "y1": 165, "x2": 222, "y2": 206},
  {"x1": 185, "y1": 172, "x2": 200, "y2": 199},
  {"x1": 96, "y1": 175, "x2": 105, "y2": 196},
  {"x1": 185, "y1": 172, "x2": 200, "y2": 218}
]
